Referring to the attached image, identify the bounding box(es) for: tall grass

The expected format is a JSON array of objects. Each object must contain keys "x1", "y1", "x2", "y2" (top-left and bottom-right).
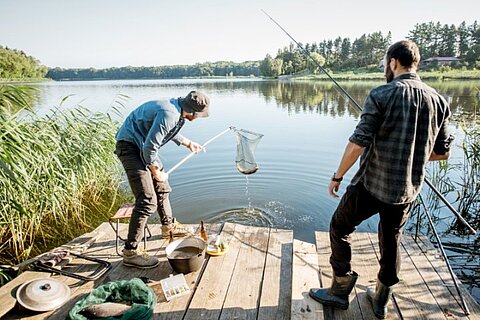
[
  {"x1": 455, "y1": 124, "x2": 480, "y2": 233},
  {"x1": 0, "y1": 85, "x2": 129, "y2": 265}
]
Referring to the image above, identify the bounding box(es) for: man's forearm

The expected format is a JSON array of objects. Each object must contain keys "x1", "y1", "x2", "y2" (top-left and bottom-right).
[{"x1": 334, "y1": 142, "x2": 365, "y2": 178}]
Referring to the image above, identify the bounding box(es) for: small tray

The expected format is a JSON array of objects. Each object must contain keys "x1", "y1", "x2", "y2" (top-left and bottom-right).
[
  {"x1": 160, "y1": 274, "x2": 190, "y2": 301},
  {"x1": 206, "y1": 246, "x2": 229, "y2": 256}
]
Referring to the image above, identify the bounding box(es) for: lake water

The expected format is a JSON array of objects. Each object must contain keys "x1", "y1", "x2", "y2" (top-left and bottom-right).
[
  {"x1": 30, "y1": 78, "x2": 480, "y2": 243},
  {"x1": 27, "y1": 78, "x2": 480, "y2": 301}
]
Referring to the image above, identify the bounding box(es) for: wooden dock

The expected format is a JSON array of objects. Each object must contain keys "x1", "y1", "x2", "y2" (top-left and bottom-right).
[{"x1": 1, "y1": 222, "x2": 479, "y2": 319}]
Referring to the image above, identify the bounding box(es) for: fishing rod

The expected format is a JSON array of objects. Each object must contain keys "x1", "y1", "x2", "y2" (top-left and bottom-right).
[{"x1": 261, "y1": 10, "x2": 477, "y2": 235}]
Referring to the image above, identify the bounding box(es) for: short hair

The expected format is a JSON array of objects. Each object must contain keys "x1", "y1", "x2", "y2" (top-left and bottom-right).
[{"x1": 386, "y1": 40, "x2": 420, "y2": 69}]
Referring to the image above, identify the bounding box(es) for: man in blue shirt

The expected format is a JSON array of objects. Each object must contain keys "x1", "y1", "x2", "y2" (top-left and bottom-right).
[{"x1": 115, "y1": 91, "x2": 209, "y2": 268}]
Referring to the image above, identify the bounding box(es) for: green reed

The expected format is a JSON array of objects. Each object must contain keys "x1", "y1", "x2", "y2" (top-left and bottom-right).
[
  {"x1": 0, "y1": 86, "x2": 129, "y2": 265},
  {"x1": 455, "y1": 124, "x2": 480, "y2": 232}
]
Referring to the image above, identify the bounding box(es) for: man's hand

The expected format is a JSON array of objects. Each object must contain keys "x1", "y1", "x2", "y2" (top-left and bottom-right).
[
  {"x1": 148, "y1": 165, "x2": 169, "y2": 182},
  {"x1": 183, "y1": 139, "x2": 203, "y2": 153},
  {"x1": 327, "y1": 142, "x2": 364, "y2": 199},
  {"x1": 328, "y1": 180, "x2": 341, "y2": 198}
]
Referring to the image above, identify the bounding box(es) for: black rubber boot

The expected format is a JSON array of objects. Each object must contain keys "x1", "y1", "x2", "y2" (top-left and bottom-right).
[
  {"x1": 309, "y1": 271, "x2": 359, "y2": 310},
  {"x1": 367, "y1": 279, "x2": 393, "y2": 319}
]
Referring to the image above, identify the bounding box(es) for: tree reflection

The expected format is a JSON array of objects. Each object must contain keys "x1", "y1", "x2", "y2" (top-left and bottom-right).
[{"x1": 196, "y1": 79, "x2": 480, "y2": 121}]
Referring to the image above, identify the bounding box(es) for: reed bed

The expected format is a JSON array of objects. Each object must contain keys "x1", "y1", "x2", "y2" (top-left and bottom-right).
[
  {"x1": 456, "y1": 125, "x2": 480, "y2": 232},
  {"x1": 0, "y1": 85, "x2": 128, "y2": 265}
]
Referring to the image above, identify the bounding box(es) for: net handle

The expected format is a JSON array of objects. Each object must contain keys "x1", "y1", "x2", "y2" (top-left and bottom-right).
[{"x1": 166, "y1": 126, "x2": 235, "y2": 175}]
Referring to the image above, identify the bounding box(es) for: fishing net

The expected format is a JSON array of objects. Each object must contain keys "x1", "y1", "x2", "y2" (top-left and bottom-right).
[
  {"x1": 233, "y1": 128, "x2": 264, "y2": 175},
  {"x1": 68, "y1": 278, "x2": 156, "y2": 320}
]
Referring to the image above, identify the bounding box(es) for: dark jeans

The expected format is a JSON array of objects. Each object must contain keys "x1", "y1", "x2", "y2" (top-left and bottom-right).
[
  {"x1": 329, "y1": 183, "x2": 412, "y2": 287},
  {"x1": 115, "y1": 140, "x2": 173, "y2": 249}
]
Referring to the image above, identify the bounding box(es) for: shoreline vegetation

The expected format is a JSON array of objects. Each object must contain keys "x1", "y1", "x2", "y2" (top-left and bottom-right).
[
  {"x1": 0, "y1": 78, "x2": 51, "y2": 84},
  {"x1": 2, "y1": 68, "x2": 480, "y2": 84},
  {"x1": 0, "y1": 86, "x2": 130, "y2": 279},
  {"x1": 293, "y1": 69, "x2": 480, "y2": 81}
]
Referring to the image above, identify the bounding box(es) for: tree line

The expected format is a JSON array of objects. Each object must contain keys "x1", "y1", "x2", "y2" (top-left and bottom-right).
[
  {"x1": 46, "y1": 61, "x2": 260, "y2": 80},
  {"x1": 2, "y1": 20, "x2": 479, "y2": 80},
  {"x1": 0, "y1": 46, "x2": 48, "y2": 79},
  {"x1": 407, "y1": 21, "x2": 480, "y2": 65},
  {"x1": 260, "y1": 20, "x2": 480, "y2": 77}
]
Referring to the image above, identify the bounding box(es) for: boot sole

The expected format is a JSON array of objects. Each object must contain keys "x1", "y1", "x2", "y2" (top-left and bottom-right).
[
  {"x1": 309, "y1": 291, "x2": 349, "y2": 310},
  {"x1": 123, "y1": 260, "x2": 159, "y2": 269}
]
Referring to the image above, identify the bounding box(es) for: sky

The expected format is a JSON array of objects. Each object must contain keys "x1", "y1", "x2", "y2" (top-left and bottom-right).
[{"x1": 1, "y1": 0, "x2": 479, "y2": 68}]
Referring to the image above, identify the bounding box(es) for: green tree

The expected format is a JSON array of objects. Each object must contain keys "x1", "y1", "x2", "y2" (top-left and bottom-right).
[
  {"x1": 338, "y1": 38, "x2": 352, "y2": 69},
  {"x1": 438, "y1": 24, "x2": 457, "y2": 56},
  {"x1": 458, "y1": 21, "x2": 470, "y2": 58},
  {"x1": 0, "y1": 46, "x2": 47, "y2": 79},
  {"x1": 306, "y1": 52, "x2": 325, "y2": 74}
]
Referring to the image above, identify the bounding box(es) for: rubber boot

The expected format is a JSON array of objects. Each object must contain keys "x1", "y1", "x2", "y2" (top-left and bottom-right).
[
  {"x1": 309, "y1": 271, "x2": 359, "y2": 310},
  {"x1": 367, "y1": 279, "x2": 393, "y2": 319}
]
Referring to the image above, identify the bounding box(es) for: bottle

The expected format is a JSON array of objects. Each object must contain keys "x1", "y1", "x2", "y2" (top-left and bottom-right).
[{"x1": 200, "y1": 221, "x2": 207, "y2": 241}]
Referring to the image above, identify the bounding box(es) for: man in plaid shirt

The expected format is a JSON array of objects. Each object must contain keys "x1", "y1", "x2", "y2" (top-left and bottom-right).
[{"x1": 309, "y1": 40, "x2": 453, "y2": 319}]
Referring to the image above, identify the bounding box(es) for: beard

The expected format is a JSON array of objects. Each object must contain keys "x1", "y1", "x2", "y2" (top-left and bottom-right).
[{"x1": 385, "y1": 64, "x2": 394, "y2": 83}]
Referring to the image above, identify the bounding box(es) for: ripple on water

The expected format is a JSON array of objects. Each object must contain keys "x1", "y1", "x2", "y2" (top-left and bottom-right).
[{"x1": 206, "y1": 207, "x2": 274, "y2": 227}]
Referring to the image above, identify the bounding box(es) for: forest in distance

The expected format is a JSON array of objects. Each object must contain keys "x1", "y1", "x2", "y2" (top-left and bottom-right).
[{"x1": 1, "y1": 20, "x2": 479, "y2": 81}]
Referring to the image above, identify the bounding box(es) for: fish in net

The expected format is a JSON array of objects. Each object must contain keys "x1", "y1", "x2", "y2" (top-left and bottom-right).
[{"x1": 233, "y1": 128, "x2": 264, "y2": 175}]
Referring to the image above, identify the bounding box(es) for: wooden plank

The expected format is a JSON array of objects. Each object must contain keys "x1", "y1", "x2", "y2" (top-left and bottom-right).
[
  {"x1": 351, "y1": 232, "x2": 400, "y2": 319},
  {"x1": 52, "y1": 222, "x2": 169, "y2": 320},
  {"x1": 367, "y1": 233, "x2": 448, "y2": 320},
  {"x1": 0, "y1": 271, "x2": 52, "y2": 318},
  {"x1": 291, "y1": 239, "x2": 324, "y2": 320},
  {"x1": 46, "y1": 222, "x2": 126, "y2": 320},
  {"x1": 2, "y1": 222, "x2": 119, "y2": 320},
  {"x1": 49, "y1": 222, "x2": 207, "y2": 320},
  {"x1": 258, "y1": 228, "x2": 293, "y2": 320},
  {"x1": 219, "y1": 224, "x2": 270, "y2": 320},
  {"x1": 401, "y1": 235, "x2": 470, "y2": 319},
  {"x1": 314, "y1": 231, "x2": 361, "y2": 320},
  {"x1": 152, "y1": 223, "x2": 221, "y2": 320},
  {"x1": 413, "y1": 235, "x2": 480, "y2": 320},
  {"x1": 184, "y1": 222, "x2": 240, "y2": 319}
]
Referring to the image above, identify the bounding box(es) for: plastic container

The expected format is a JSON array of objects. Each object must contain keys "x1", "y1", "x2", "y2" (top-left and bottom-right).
[{"x1": 160, "y1": 274, "x2": 190, "y2": 301}]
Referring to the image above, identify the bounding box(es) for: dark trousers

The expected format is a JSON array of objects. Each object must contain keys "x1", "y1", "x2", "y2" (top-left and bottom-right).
[
  {"x1": 329, "y1": 183, "x2": 412, "y2": 287},
  {"x1": 115, "y1": 140, "x2": 173, "y2": 249}
]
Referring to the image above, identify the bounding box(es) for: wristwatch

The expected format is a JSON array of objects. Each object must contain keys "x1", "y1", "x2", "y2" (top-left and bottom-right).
[{"x1": 331, "y1": 173, "x2": 343, "y2": 182}]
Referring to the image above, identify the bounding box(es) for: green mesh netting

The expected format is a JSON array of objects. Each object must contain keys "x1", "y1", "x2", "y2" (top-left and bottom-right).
[
  {"x1": 234, "y1": 128, "x2": 264, "y2": 175},
  {"x1": 68, "y1": 278, "x2": 156, "y2": 320}
]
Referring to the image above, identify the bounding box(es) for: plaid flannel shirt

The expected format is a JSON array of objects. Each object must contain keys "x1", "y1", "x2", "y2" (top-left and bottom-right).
[{"x1": 350, "y1": 73, "x2": 451, "y2": 204}]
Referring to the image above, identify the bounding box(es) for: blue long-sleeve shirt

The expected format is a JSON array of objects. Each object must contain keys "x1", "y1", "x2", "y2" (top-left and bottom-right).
[{"x1": 115, "y1": 98, "x2": 187, "y2": 168}]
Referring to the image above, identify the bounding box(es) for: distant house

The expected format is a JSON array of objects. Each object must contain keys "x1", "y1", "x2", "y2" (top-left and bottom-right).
[{"x1": 422, "y1": 57, "x2": 461, "y2": 67}]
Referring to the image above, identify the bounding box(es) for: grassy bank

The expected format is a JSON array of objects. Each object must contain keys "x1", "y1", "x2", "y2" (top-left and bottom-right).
[
  {"x1": 294, "y1": 69, "x2": 480, "y2": 81},
  {"x1": 0, "y1": 78, "x2": 49, "y2": 84},
  {"x1": 0, "y1": 86, "x2": 129, "y2": 267}
]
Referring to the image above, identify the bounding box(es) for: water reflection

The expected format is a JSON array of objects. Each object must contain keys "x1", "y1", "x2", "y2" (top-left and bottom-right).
[{"x1": 29, "y1": 79, "x2": 480, "y2": 120}]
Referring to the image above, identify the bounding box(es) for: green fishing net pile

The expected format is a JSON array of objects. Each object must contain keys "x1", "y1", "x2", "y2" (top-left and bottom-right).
[{"x1": 68, "y1": 278, "x2": 156, "y2": 320}]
